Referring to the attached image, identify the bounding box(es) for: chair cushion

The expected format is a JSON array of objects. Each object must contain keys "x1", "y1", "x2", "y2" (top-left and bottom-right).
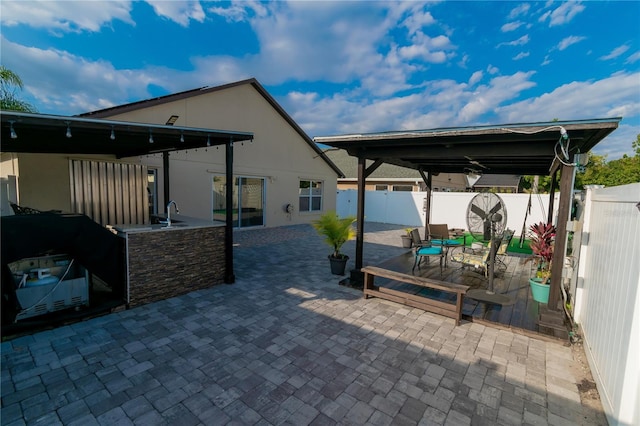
[
  {"x1": 451, "y1": 252, "x2": 485, "y2": 267},
  {"x1": 431, "y1": 239, "x2": 460, "y2": 246},
  {"x1": 416, "y1": 246, "x2": 442, "y2": 255}
]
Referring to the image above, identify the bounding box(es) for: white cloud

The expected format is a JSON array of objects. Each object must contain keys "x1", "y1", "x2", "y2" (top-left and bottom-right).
[
  {"x1": 469, "y1": 71, "x2": 483, "y2": 86},
  {"x1": 207, "y1": 0, "x2": 268, "y2": 22},
  {"x1": 458, "y1": 72, "x2": 536, "y2": 122},
  {"x1": 398, "y1": 33, "x2": 455, "y2": 63},
  {"x1": 501, "y1": 22, "x2": 523, "y2": 33},
  {"x1": 508, "y1": 3, "x2": 531, "y2": 19},
  {"x1": 0, "y1": 0, "x2": 134, "y2": 33},
  {"x1": 599, "y1": 44, "x2": 630, "y2": 61},
  {"x1": 539, "y1": 2, "x2": 585, "y2": 27},
  {"x1": 145, "y1": 0, "x2": 205, "y2": 27},
  {"x1": 556, "y1": 36, "x2": 586, "y2": 51},
  {"x1": 402, "y1": 8, "x2": 436, "y2": 36},
  {"x1": 498, "y1": 35, "x2": 530, "y2": 48},
  {"x1": 0, "y1": 35, "x2": 178, "y2": 113},
  {"x1": 513, "y1": 52, "x2": 530, "y2": 61},
  {"x1": 495, "y1": 72, "x2": 640, "y2": 159},
  {"x1": 487, "y1": 65, "x2": 499, "y2": 75},
  {"x1": 626, "y1": 51, "x2": 640, "y2": 64}
]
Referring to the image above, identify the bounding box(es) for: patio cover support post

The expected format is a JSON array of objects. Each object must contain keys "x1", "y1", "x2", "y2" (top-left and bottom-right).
[
  {"x1": 351, "y1": 156, "x2": 384, "y2": 285},
  {"x1": 547, "y1": 169, "x2": 559, "y2": 225},
  {"x1": 225, "y1": 139, "x2": 235, "y2": 284},
  {"x1": 549, "y1": 161, "x2": 573, "y2": 310},
  {"x1": 355, "y1": 156, "x2": 366, "y2": 271},
  {"x1": 163, "y1": 152, "x2": 170, "y2": 210},
  {"x1": 419, "y1": 169, "x2": 432, "y2": 236}
]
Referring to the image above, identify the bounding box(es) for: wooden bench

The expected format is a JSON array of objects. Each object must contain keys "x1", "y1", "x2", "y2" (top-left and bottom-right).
[{"x1": 361, "y1": 266, "x2": 470, "y2": 326}]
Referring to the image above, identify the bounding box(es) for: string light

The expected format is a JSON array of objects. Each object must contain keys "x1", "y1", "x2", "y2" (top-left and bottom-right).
[
  {"x1": 65, "y1": 122, "x2": 72, "y2": 138},
  {"x1": 110, "y1": 126, "x2": 116, "y2": 140}
]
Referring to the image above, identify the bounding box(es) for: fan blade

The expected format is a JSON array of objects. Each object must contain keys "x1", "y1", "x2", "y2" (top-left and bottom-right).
[
  {"x1": 470, "y1": 204, "x2": 487, "y2": 218},
  {"x1": 465, "y1": 156, "x2": 489, "y2": 169},
  {"x1": 489, "y1": 202, "x2": 502, "y2": 215}
]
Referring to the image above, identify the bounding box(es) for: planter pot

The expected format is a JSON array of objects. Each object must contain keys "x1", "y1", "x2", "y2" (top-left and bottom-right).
[
  {"x1": 401, "y1": 235, "x2": 413, "y2": 248},
  {"x1": 329, "y1": 255, "x2": 349, "y2": 275},
  {"x1": 529, "y1": 278, "x2": 550, "y2": 304}
]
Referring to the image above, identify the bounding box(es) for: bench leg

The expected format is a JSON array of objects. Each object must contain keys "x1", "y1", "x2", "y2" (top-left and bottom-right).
[
  {"x1": 455, "y1": 294, "x2": 463, "y2": 326},
  {"x1": 363, "y1": 272, "x2": 374, "y2": 298}
]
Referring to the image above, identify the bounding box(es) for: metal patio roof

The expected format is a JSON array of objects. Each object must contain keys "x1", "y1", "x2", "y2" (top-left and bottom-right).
[
  {"x1": 1, "y1": 111, "x2": 253, "y2": 158},
  {"x1": 314, "y1": 118, "x2": 621, "y2": 176}
]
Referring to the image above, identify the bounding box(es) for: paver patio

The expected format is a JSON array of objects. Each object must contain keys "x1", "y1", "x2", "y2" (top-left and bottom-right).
[{"x1": 0, "y1": 223, "x2": 606, "y2": 425}]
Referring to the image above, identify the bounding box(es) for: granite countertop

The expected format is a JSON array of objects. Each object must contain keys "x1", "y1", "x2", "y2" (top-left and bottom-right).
[{"x1": 107, "y1": 215, "x2": 224, "y2": 234}]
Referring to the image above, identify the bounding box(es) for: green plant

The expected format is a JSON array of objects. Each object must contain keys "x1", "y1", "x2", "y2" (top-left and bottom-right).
[
  {"x1": 312, "y1": 212, "x2": 356, "y2": 259},
  {"x1": 404, "y1": 228, "x2": 413, "y2": 236},
  {"x1": 528, "y1": 222, "x2": 556, "y2": 283}
]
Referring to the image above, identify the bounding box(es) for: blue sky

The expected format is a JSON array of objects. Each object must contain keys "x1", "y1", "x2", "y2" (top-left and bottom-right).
[{"x1": 1, "y1": 1, "x2": 639, "y2": 159}]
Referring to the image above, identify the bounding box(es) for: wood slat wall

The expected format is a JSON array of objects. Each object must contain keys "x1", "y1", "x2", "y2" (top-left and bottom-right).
[{"x1": 70, "y1": 159, "x2": 147, "y2": 226}]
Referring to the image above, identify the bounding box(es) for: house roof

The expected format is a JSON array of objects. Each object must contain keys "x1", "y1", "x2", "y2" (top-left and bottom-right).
[
  {"x1": 81, "y1": 78, "x2": 344, "y2": 177},
  {"x1": 1, "y1": 110, "x2": 253, "y2": 158},
  {"x1": 323, "y1": 148, "x2": 421, "y2": 180},
  {"x1": 472, "y1": 174, "x2": 521, "y2": 189},
  {"x1": 315, "y1": 118, "x2": 621, "y2": 176}
]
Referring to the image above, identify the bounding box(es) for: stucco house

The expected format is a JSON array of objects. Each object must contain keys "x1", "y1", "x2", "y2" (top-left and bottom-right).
[
  {"x1": 81, "y1": 78, "x2": 343, "y2": 228},
  {"x1": 2, "y1": 79, "x2": 341, "y2": 229}
]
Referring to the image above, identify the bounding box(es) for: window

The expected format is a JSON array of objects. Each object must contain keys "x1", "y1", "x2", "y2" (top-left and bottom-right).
[
  {"x1": 375, "y1": 185, "x2": 388, "y2": 191},
  {"x1": 393, "y1": 185, "x2": 413, "y2": 192},
  {"x1": 299, "y1": 180, "x2": 323, "y2": 212}
]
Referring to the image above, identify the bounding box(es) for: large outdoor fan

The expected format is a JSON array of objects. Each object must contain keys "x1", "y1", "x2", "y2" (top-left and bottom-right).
[
  {"x1": 465, "y1": 192, "x2": 513, "y2": 306},
  {"x1": 466, "y1": 192, "x2": 508, "y2": 241}
]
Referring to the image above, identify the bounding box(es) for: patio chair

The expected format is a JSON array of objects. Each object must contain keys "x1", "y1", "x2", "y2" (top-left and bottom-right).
[
  {"x1": 410, "y1": 229, "x2": 444, "y2": 274},
  {"x1": 450, "y1": 229, "x2": 513, "y2": 277},
  {"x1": 427, "y1": 223, "x2": 450, "y2": 240},
  {"x1": 495, "y1": 229, "x2": 515, "y2": 270}
]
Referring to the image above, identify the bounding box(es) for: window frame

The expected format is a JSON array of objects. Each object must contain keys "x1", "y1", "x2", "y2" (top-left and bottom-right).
[{"x1": 299, "y1": 179, "x2": 323, "y2": 212}]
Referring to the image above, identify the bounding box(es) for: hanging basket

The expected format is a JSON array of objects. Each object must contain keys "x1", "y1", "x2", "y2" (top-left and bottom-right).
[{"x1": 529, "y1": 278, "x2": 550, "y2": 304}]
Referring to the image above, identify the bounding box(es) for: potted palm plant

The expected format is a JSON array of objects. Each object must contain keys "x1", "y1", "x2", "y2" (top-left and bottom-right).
[
  {"x1": 312, "y1": 211, "x2": 356, "y2": 275},
  {"x1": 527, "y1": 221, "x2": 556, "y2": 303},
  {"x1": 401, "y1": 228, "x2": 413, "y2": 248}
]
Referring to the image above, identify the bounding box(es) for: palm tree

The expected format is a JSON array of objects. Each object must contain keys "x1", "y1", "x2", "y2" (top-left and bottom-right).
[{"x1": 1, "y1": 66, "x2": 37, "y2": 112}]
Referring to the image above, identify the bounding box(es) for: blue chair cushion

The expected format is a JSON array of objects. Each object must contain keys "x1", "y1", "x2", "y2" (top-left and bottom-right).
[
  {"x1": 431, "y1": 239, "x2": 460, "y2": 246},
  {"x1": 416, "y1": 246, "x2": 442, "y2": 255}
]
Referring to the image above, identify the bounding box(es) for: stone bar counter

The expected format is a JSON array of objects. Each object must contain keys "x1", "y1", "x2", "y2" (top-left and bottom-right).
[{"x1": 108, "y1": 216, "x2": 226, "y2": 307}]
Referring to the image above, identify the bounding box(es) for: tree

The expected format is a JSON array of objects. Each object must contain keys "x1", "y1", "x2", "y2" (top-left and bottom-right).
[
  {"x1": 0, "y1": 66, "x2": 37, "y2": 112},
  {"x1": 522, "y1": 135, "x2": 640, "y2": 192}
]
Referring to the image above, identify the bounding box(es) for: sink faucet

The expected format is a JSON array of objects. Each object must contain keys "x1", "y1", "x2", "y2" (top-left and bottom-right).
[{"x1": 166, "y1": 200, "x2": 180, "y2": 227}]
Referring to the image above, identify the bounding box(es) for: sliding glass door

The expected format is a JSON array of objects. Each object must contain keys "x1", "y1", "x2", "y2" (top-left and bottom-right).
[{"x1": 212, "y1": 176, "x2": 265, "y2": 228}]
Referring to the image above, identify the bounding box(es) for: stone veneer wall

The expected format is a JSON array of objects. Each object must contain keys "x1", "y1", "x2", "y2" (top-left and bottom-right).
[{"x1": 126, "y1": 226, "x2": 226, "y2": 306}]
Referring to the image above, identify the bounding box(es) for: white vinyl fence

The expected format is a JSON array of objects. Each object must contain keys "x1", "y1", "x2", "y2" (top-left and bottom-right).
[
  {"x1": 574, "y1": 183, "x2": 640, "y2": 426},
  {"x1": 337, "y1": 189, "x2": 558, "y2": 236}
]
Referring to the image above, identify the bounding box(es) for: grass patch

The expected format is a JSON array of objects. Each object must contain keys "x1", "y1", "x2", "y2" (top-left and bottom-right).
[{"x1": 454, "y1": 232, "x2": 533, "y2": 255}]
